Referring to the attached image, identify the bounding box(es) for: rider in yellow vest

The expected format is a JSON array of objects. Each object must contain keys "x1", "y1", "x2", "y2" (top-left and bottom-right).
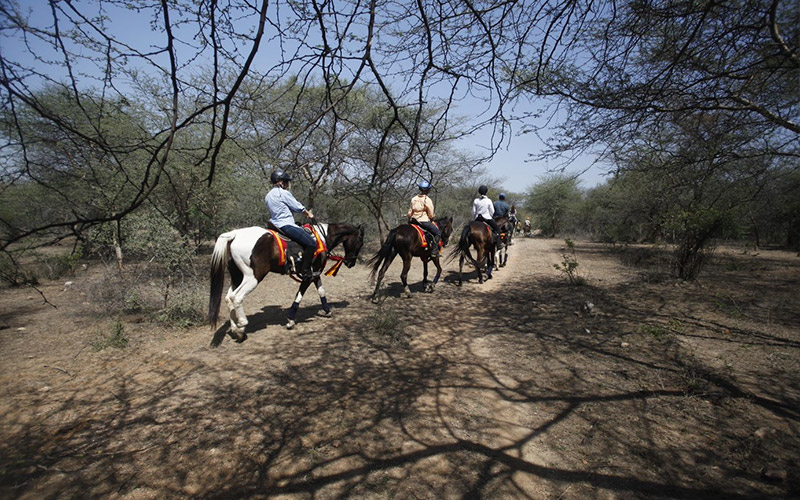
[{"x1": 408, "y1": 180, "x2": 442, "y2": 258}]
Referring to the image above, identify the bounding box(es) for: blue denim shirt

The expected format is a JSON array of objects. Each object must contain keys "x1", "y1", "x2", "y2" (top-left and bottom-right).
[{"x1": 265, "y1": 186, "x2": 306, "y2": 228}]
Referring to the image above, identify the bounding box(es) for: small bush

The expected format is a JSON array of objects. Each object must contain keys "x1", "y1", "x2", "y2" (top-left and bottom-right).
[
  {"x1": 554, "y1": 239, "x2": 585, "y2": 285},
  {"x1": 91, "y1": 318, "x2": 129, "y2": 351},
  {"x1": 39, "y1": 248, "x2": 83, "y2": 281},
  {"x1": 0, "y1": 253, "x2": 39, "y2": 287},
  {"x1": 365, "y1": 306, "x2": 409, "y2": 347}
]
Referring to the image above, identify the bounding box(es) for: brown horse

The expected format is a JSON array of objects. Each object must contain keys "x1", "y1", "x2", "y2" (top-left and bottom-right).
[
  {"x1": 495, "y1": 216, "x2": 513, "y2": 267},
  {"x1": 208, "y1": 222, "x2": 365, "y2": 340},
  {"x1": 369, "y1": 216, "x2": 453, "y2": 301},
  {"x1": 450, "y1": 217, "x2": 504, "y2": 285}
]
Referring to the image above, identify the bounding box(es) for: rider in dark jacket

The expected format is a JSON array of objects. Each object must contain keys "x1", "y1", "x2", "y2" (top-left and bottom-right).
[{"x1": 493, "y1": 193, "x2": 510, "y2": 218}]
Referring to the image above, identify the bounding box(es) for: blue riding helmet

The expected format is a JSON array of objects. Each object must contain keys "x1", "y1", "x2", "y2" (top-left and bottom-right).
[
  {"x1": 499, "y1": 193, "x2": 506, "y2": 199},
  {"x1": 418, "y1": 180, "x2": 432, "y2": 191}
]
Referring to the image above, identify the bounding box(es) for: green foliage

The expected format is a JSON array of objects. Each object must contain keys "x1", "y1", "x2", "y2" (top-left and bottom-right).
[
  {"x1": 91, "y1": 318, "x2": 129, "y2": 351},
  {"x1": 155, "y1": 282, "x2": 206, "y2": 328},
  {"x1": 553, "y1": 239, "x2": 585, "y2": 285},
  {"x1": 525, "y1": 175, "x2": 583, "y2": 237},
  {"x1": 38, "y1": 247, "x2": 83, "y2": 281},
  {"x1": 0, "y1": 252, "x2": 38, "y2": 287},
  {"x1": 364, "y1": 306, "x2": 409, "y2": 347}
]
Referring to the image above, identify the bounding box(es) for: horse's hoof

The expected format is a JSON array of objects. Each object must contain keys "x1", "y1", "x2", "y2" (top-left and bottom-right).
[
  {"x1": 285, "y1": 319, "x2": 296, "y2": 330},
  {"x1": 320, "y1": 310, "x2": 332, "y2": 318}
]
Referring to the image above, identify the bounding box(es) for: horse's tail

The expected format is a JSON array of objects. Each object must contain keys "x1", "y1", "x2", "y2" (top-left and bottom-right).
[
  {"x1": 447, "y1": 224, "x2": 472, "y2": 262},
  {"x1": 208, "y1": 231, "x2": 235, "y2": 327},
  {"x1": 368, "y1": 228, "x2": 398, "y2": 278}
]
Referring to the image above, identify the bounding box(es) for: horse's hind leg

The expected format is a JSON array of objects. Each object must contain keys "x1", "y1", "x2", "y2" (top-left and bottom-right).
[
  {"x1": 228, "y1": 274, "x2": 259, "y2": 338},
  {"x1": 400, "y1": 255, "x2": 413, "y2": 298},
  {"x1": 371, "y1": 250, "x2": 397, "y2": 303}
]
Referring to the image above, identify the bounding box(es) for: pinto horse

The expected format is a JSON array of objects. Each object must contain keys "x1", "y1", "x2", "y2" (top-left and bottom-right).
[
  {"x1": 208, "y1": 222, "x2": 364, "y2": 340},
  {"x1": 369, "y1": 216, "x2": 453, "y2": 301},
  {"x1": 450, "y1": 218, "x2": 500, "y2": 285}
]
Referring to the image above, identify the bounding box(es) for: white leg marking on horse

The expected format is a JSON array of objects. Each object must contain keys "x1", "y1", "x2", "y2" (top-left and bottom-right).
[{"x1": 231, "y1": 275, "x2": 258, "y2": 328}]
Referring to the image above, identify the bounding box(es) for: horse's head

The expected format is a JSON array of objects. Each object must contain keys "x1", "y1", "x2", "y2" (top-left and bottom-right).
[
  {"x1": 341, "y1": 224, "x2": 365, "y2": 268},
  {"x1": 438, "y1": 216, "x2": 454, "y2": 247}
]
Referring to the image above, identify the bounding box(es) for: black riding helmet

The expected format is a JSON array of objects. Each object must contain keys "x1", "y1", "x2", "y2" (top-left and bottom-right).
[
  {"x1": 478, "y1": 185, "x2": 488, "y2": 195},
  {"x1": 270, "y1": 170, "x2": 292, "y2": 184}
]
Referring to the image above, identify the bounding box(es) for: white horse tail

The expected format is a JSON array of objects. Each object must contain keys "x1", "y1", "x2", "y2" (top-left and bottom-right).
[{"x1": 208, "y1": 231, "x2": 236, "y2": 327}]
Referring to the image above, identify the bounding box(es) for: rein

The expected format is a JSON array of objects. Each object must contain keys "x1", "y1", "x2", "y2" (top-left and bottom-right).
[{"x1": 307, "y1": 219, "x2": 349, "y2": 278}]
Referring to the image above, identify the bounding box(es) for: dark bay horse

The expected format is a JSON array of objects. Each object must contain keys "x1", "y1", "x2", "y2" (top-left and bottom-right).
[
  {"x1": 495, "y1": 216, "x2": 513, "y2": 268},
  {"x1": 369, "y1": 216, "x2": 453, "y2": 301},
  {"x1": 450, "y1": 217, "x2": 505, "y2": 285},
  {"x1": 209, "y1": 222, "x2": 364, "y2": 340}
]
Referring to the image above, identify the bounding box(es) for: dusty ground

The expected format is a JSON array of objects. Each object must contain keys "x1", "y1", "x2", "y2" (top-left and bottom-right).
[{"x1": 0, "y1": 237, "x2": 798, "y2": 499}]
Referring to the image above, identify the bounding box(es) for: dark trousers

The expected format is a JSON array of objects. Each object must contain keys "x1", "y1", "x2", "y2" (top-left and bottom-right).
[
  {"x1": 477, "y1": 215, "x2": 500, "y2": 234},
  {"x1": 280, "y1": 224, "x2": 316, "y2": 276},
  {"x1": 416, "y1": 220, "x2": 441, "y2": 237}
]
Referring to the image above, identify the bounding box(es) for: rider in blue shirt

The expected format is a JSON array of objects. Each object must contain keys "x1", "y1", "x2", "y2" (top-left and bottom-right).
[
  {"x1": 265, "y1": 170, "x2": 316, "y2": 279},
  {"x1": 493, "y1": 193, "x2": 510, "y2": 219}
]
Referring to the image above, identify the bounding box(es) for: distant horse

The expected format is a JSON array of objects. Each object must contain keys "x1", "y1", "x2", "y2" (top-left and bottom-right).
[
  {"x1": 209, "y1": 222, "x2": 365, "y2": 340},
  {"x1": 450, "y1": 219, "x2": 498, "y2": 285},
  {"x1": 369, "y1": 216, "x2": 454, "y2": 301},
  {"x1": 523, "y1": 219, "x2": 532, "y2": 236}
]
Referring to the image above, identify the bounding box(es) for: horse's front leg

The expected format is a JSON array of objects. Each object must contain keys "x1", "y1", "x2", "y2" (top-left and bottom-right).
[
  {"x1": 286, "y1": 279, "x2": 314, "y2": 329},
  {"x1": 314, "y1": 276, "x2": 332, "y2": 318},
  {"x1": 421, "y1": 258, "x2": 431, "y2": 293},
  {"x1": 486, "y1": 246, "x2": 494, "y2": 280},
  {"x1": 426, "y1": 257, "x2": 442, "y2": 293}
]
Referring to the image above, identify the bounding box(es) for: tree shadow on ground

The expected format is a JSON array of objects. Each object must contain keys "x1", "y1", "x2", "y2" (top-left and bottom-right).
[{"x1": 2, "y1": 247, "x2": 798, "y2": 499}]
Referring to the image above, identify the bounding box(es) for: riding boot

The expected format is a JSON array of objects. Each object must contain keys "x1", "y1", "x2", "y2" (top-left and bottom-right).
[
  {"x1": 299, "y1": 249, "x2": 314, "y2": 280},
  {"x1": 430, "y1": 235, "x2": 440, "y2": 258}
]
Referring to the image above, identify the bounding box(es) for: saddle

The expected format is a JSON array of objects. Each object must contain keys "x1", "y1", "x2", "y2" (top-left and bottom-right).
[
  {"x1": 265, "y1": 222, "x2": 327, "y2": 276},
  {"x1": 409, "y1": 220, "x2": 439, "y2": 250},
  {"x1": 266, "y1": 221, "x2": 314, "y2": 241}
]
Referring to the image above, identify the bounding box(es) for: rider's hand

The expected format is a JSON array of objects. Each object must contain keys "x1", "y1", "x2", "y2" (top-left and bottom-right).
[{"x1": 304, "y1": 209, "x2": 314, "y2": 219}]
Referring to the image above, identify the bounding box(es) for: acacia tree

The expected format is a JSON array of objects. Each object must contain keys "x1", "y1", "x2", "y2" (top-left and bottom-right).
[
  {"x1": 519, "y1": 0, "x2": 799, "y2": 172},
  {"x1": 2, "y1": 0, "x2": 594, "y2": 254},
  {"x1": 525, "y1": 174, "x2": 583, "y2": 237}
]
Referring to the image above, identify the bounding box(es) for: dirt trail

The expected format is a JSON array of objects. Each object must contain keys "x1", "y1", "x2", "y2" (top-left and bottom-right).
[{"x1": 1, "y1": 236, "x2": 798, "y2": 499}]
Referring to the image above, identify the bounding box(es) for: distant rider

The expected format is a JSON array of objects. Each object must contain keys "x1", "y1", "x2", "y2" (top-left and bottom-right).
[
  {"x1": 265, "y1": 170, "x2": 316, "y2": 280},
  {"x1": 508, "y1": 204, "x2": 518, "y2": 244},
  {"x1": 408, "y1": 180, "x2": 442, "y2": 258}
]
